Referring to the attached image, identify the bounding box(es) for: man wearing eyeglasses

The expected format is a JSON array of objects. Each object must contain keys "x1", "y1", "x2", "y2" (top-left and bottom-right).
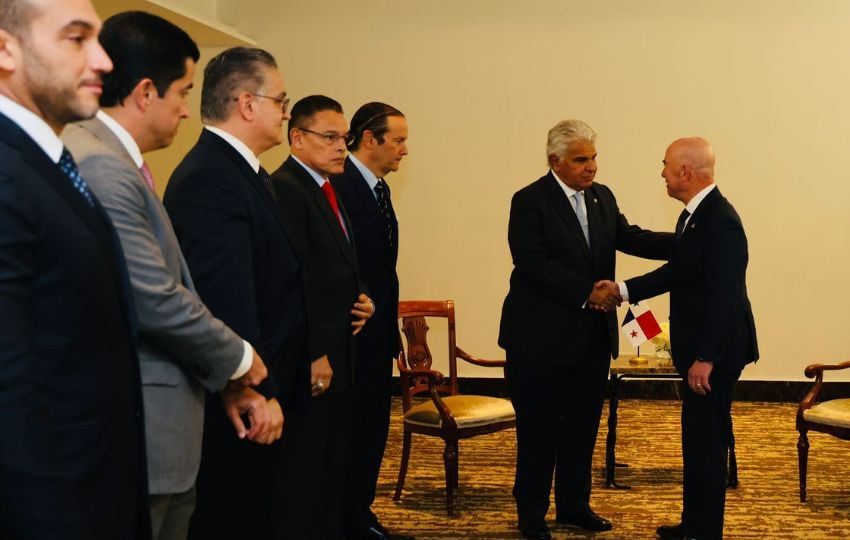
[
  {"x1": 270, "y1": 94, "x2": 375, "y2": 540},
  {"x1": 164, "y1": 47, "x2": 304, "y2": 540},
  {"x1": 329, "y1": 102, "x2": 412, "y2": 540}
]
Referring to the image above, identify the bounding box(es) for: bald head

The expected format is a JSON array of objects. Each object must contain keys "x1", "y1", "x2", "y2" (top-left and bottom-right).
[{"x1": 662, "y1": 137, "x2": 715, "y2": 204}]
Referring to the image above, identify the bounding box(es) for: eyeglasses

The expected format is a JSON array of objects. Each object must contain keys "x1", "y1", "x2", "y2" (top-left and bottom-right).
[
  {"x1": 232, "y1": 93, "x2": 290, "y2": 113},
  {"x1": 298, "y1": 128, "x2": 354, "y2": 146}
]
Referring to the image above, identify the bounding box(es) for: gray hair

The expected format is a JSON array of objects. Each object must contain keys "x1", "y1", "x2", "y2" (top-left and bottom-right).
[
  {"x1": 546, "y1": 119, "x2": 596, "y2": 163},
  {"x1": 201, "y1": 47, "x2": 277, "y2": 123}
]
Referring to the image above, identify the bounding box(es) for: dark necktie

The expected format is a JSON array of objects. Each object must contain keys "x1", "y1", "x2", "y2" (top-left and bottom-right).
[
  {"x1": 58, "y1": 148, "x2": 95, "y2": 207},
  {"x1": 321, "y1": 181, "x2": 348, "y2": 240},
  {"x1": 258, "y1": 167, "x2": 276, "y2": 201},
  {"x1": 675, "y1": 209, "x2": 691, "y2": 238},
  {"x1": 374, "y1": 179, "x2": 394, "y2": 247}
]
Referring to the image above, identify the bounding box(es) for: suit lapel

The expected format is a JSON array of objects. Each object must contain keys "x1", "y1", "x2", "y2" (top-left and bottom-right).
[
  {"x1": 200, "y1": 131, "x2": 295, "y2": 249},
  {"x1": 681, "y1": 186, "x2": 720, "y2": 241},
  {"x1": 285, "y1": 158, "x2": 359, "y2": 269},
  {"x1": 345, "y1": 158, "x2": 394, "y2": 254},
  {"x1": 1, "y1": 114, "x2": 136, "y2": 333},
  {"x1": 545, "y1": 174, "x2": 591, "y2": 260}
]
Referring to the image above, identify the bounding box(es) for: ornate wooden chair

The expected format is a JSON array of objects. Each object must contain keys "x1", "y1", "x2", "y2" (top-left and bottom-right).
[
  {"x1": 393, "y1": 300, "x2": 516, "y2": 515},
  {"x1": 796, "y1": 360, "x2": 850, "y2": 501}
]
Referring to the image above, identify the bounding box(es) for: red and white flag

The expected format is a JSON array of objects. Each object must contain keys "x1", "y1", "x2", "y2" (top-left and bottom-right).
[{"x1": 621, "y1": 301, "x2": 662, "y2": 347}]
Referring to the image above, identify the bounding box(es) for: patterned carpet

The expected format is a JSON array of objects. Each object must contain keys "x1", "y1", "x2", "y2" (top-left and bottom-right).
[{"x1": 371, "y1": 399, "x2": 850, "y2": 539}]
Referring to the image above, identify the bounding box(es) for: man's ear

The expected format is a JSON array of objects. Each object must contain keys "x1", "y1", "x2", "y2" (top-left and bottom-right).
[
  {"x1": 289, "y1": 127, "x2": 303, "y2": 149},
  {"x1": 361, "y1": 129, "x2": 375, "y2": 148},
  {"x1": 0, "y1": 29, "x2": 20, "y2": 73},
  {"x1": 235, "y1": 92, "x2": 254, "y2": 121},
  {"x1": 547, "y1": 153, "x2": 560, "y2": 169},
  {"x1": 131, "y1": 78, "x2": 157, "y2": 112}
]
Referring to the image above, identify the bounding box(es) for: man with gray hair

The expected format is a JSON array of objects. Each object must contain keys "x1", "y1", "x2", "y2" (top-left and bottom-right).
[
  {"x1": 499, "y1": 119, "x2": 673, "y2": 539},
  {"x1": 164, "y1": 47, "x2": 303, "y2": 540}
]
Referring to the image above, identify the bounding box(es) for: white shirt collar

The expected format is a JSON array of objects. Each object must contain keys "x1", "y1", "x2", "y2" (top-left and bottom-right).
[
  {"x1": 550, "y1": 169, "x2": 582, "y2": 199},
  {"x1": 349, "y1": 153, "x2": 380, "y2": 192},
  {"x1": 204, "y1": 125, "x2": 261, "y2": 173},
  {"x1": 291, "y1": 154, "x2": 329, "y2": 187},
  {"x1": 0, "y1": 95, "x2": 64, "y2": 163},
  {"x1": 685, "y1": 183, "x2": 717, "y2": 215},
  {"x1": 96, "y1": 110, "x2": 143, "y2": 167}
]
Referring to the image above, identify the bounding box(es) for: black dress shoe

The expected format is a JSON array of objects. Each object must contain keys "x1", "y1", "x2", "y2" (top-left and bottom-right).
[
  {"x1": 656, "y1": 523, "x2": 699, "y2": 540},
  {"x1": 347, "y1": 523, "x2": 415, "y2": 540},
  {"x1": 519, "y1": 527, "x2": 552, "y2": 540},
  {"x1": 556, "y1": 508, "x2": 613, "y2": 532}
]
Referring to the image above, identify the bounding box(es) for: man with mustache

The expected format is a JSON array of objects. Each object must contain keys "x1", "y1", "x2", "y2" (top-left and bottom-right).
[{"x1": 0, "y1": 0, "x2": 149, "y2": 537}]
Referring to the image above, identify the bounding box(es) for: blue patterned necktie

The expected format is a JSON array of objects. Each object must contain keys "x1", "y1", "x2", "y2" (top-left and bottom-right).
[
  {"x1": 58, "y1": 148, "x2": 95, "y2": 207},
  {"x1": 572, "y1": 191, "x2": 589, "y2": 246},
  {"x1": 374, "y1": 179, "x2": 394, "y2": 247}
]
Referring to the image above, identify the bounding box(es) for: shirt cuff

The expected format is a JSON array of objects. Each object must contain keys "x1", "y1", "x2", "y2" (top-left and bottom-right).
[
  {"x1": 618, "y1": 282, "x2": 630, "y2": 303},
  {"x1": 229, "y1": 340, "x2": 254, "y2": 380}
]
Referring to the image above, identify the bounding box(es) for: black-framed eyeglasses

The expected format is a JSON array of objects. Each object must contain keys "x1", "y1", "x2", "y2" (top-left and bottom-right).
[
  {"x1": 298, "y1": 128, "x2": 354, "y2": 146},
  {"x1": 232, "y1": 93, "x2": 290, "y2": 113}
]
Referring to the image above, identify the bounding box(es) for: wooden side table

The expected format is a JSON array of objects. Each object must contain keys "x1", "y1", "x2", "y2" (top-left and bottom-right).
[{"x1": 604, "y1": 354, "x2": 739, "y2": 489}]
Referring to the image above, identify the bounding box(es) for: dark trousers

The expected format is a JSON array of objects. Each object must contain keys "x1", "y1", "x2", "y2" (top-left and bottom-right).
[
  {"x1": 274, "y1": 388, "x2": 350, "y2": 540},
  {"x1": 343, "y1": 358, "x2": 394, "y2": 533},
  {"x1": 680, "y1": 367, "x2": 740, "y2": 540},
  {"x1": 506, "y1": 319, "x2": 610, "y2": 528},
  {"x1": 188, "y1": 399, "x2": 277, "y2": 540}
]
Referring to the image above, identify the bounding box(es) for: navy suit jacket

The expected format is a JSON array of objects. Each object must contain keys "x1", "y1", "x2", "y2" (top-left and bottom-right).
[
  {"x1": 164, "y1": 129, "x2": 310, "y2": 412},
  {"x1": 271, "y1": 157, "x2": 367, "y2": 392},
  {"x1": 499, "y1": 173, "x2": 673, "y2": 363},
  {"x1": 331, "y1": 157, "x2": 400, "y2": 367},
  {"x1": 625, "y1": 187, "x2": 758, "y2": 375},
  {"x1": 0, "y1": 112, "x2": 148, "y2": 539}
]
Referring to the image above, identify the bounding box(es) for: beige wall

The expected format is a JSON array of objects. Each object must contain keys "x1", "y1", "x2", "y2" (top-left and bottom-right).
[{"x1": 143, "y1": 0, "x2": 850, "y2": 381}]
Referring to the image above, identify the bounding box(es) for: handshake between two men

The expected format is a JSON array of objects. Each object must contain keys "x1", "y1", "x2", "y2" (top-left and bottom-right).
[{"x1": 588, "y1": 280, "x2": 622, "y2": 312}]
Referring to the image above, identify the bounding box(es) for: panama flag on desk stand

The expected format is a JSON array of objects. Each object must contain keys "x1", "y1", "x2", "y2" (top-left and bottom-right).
[{"x1": 621, "y1": 301, "x2": 662, "y2": 363}]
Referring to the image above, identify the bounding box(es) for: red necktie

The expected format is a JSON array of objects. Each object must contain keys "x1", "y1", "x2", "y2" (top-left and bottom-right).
[
  {"x1": 321, "y1": 181, "x2": 348, "y2": 239},
  {"x1": 139, "y1": 162, "x2": 155, "y2": 192}
]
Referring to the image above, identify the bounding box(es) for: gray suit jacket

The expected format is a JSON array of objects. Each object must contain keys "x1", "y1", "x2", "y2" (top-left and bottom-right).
[{"x1": 62, "y1": 118, "x2": 244, "y2": 494}]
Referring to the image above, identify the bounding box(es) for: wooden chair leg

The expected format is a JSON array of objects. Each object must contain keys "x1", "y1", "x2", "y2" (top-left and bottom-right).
[
  {"x1": 797, "y1": 430, "x2": 809, "y2": 502},
  {"x1": 394, "y1": 430, "x2": 412, "y2": 502},
  {"x1": 443, "y1": 438, "x2": 458, "y2": 515}
]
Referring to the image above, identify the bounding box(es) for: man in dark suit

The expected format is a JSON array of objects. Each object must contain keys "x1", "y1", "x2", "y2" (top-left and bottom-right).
[
  {"x1": 498, "y1": 119, "x2": 673, "y2": 540},
  {"x1": 620, "y1": 137, "x2": 758, "y2": 540},
  {"x1": 270, "y1": 95, "x2": 375, "y2": 540},
  {"x1": 62, "y1": 13, "x2": 271, "y2": 540},
  {"x1": 0, "y1": 1, "x2": 150, "y2": 538},
  {"x1": 163, "y1": 47, "x2": 298, "y2": 539},
  {"x1": 330, "y1": 102, "x2": 414, "y2": 540}
]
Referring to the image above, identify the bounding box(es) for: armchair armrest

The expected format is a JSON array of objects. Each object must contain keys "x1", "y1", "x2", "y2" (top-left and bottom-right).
[
  {"x1": 456, "y1": 346, "x2": 506, "y2": 368},
  {"x1": 798, "y1": 360, "x2": 850, "y2": 421}
]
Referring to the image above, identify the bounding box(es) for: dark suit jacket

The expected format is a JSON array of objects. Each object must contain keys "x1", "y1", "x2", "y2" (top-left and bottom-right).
[
  {"x1": 499, "y1": 173, "x2": 673, "y2": 363},
  {"x1": 164, "y1": 129, "x2": 309, "y2": 412},
  {"x1": 625, "y1": 187, "x2": 758, "y2": 374},
  {"x1": 330, "y1": 157, "x2": 400, "y2": 367},
  {"x1": 0, "y1": 112, "x2": 148, "y2": 539},
  {"x1": 271, "y1": 156, "x2": 367, "y2": 391}
]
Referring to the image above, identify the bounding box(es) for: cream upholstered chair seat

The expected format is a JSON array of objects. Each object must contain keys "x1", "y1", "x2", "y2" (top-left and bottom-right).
[
  {"x1": 404, "y1": 395, "x2": 515, "y2": 428},
  {"x1": 394, "y1": 300, "x2": 516, "y2": 515},
  {"x1": 801, "y1": 398, "x2": 850, "y2": 429},
  {"x1": 796, "y1": 360, "x2": 850, "y2": 502}
]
